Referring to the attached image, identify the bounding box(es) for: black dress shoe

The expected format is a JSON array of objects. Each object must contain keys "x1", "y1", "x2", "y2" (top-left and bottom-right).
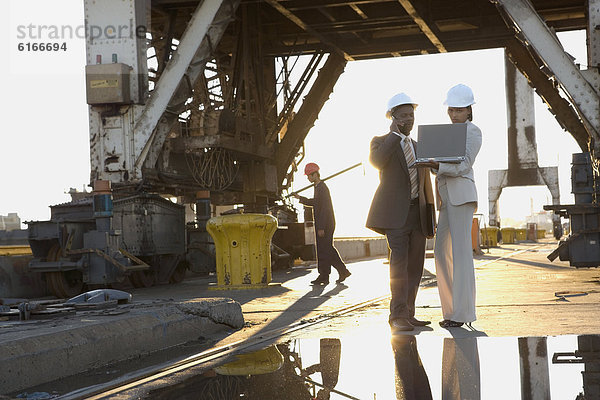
[
  {"x1": 390, "y1": 318, "x2": 414, "y2": 332},
  {"x1": 439, "y1": 319, "x2": 464, "y2": 328},
  {"x1": 310, "y1": 275, "x2": 329, "y2": 285},
  {"x1": 408, "y1": 317, "x2": 431, "y2": 326},
  {"x1": 336, "y1": 269, "x2": 351, "y2": 283}
]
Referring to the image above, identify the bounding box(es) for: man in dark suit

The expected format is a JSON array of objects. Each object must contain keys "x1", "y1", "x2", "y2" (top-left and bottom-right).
[
  {"x1": 295, "y1": 163, "x2": 351, "y2": 285},
  {"x1": 366, "y1": 93, "x2": 436, "y2": 332}
]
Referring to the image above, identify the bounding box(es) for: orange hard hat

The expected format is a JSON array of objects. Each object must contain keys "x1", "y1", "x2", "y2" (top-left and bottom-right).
[{"x1": 304, "y1": 162, "x2": 320, "y2": 175}]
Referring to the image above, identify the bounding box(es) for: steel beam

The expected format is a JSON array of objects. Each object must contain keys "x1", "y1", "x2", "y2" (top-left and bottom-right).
[
  {"x1": 158, "y1": 10, "x2": 178, "y2": 75},
  {"x1": 140, "y1": 0, "x2": 239, "y2": 172},
  {"x1": 170, "y1": 135, "x2": 274, "y2": 159},
  {"x1": 397, "y1": 0, "x2": 447, "y2": 53},
  {"x1": 350, "y1": 4, "x2": 368, "y2": 19},
  {"x1": 276, "y1": 53, "x2": 347, "y2": 185},
  {"x1": 505, "y1": 37, "x2": 589, "y2": 151},
  {"x1": 265, "y1": 0, "x2": 354, "y2": 61},
  {"x1": 588, "y1": 0, "x2": 600, "y2": 68},
  {"x1": 494, "y1": 0, "x2": 600, "y2": 153},
  {"x1": 134, "y1": 0, "x2": 232, "y2": 173}
]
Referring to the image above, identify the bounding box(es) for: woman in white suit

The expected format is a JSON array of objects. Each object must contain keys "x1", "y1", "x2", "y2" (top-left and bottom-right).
[{"x1": 423, "y1": 84, "x2": 482, "y2": 328}]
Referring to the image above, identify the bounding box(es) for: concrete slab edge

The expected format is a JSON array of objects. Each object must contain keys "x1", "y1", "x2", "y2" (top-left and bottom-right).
[{"x1": 0, "y1": 298, "x2": 243, "y2": 395}]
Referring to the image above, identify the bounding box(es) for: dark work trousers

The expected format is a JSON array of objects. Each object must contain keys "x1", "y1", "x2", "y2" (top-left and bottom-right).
[
  {"x1": 316, "y1": 231, "x2": 348, "y2": 277},
  {"x1": 385, "y1": 202, "x2": 426, "y2": 322}
]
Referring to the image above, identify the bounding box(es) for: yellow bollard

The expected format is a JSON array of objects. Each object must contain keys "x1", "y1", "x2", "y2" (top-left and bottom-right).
[
  {"x1": 206, "y1": 213, "x2": 278, "y2": 289},
  {"x1": 214, "y1": 345, "x2": 284, "y2": 376},
  {"x1": 480, "y1": 227, "x2": 499, "y2": 247},
  {"x1": 537, "y1": 229, "x2": 546, "y2": 239},
  {"x1": 500, "y1": 227, "x2": 516, "y2": 244},
  {"x1": 515, "y1": 228, "x2": 527, "y2": 241}
]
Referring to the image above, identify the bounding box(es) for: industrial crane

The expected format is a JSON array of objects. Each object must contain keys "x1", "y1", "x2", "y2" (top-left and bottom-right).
[{"x1": 26, "y1": 0, "x2": 600, "y2": 297}]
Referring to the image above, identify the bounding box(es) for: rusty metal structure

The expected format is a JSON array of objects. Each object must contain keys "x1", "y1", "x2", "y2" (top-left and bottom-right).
[
  {"x1": 88, "y1": 0, "x2": 594, "y2": 208},
  {"x1": 488, "y1": 52, "x2": 561, "y2": 236},
  {"x1": 26, "y1": 0, "x2": 600, "y2": 297}
]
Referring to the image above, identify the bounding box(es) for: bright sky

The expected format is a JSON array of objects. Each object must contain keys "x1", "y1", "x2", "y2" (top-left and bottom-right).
[{"x1": 1, "y1": 1, "x2": 585, "y2": 236}]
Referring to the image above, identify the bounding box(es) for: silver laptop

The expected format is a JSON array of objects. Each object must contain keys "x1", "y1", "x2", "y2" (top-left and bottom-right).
[{"x1": 414, "y1": 123, "x2": 467, "y2": 164}]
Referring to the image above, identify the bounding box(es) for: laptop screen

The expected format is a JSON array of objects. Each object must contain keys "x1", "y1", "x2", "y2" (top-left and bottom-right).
[{"x1": 416, "y1": 123, "x2": 467, "y2": 161}]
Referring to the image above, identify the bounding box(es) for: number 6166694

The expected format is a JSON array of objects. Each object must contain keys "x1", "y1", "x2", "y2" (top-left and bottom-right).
[{"x1": 18, "y1": 42, "x2": 67, "y2": 52}]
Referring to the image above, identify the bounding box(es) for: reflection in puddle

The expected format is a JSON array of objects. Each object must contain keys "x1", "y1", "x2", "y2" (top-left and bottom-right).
[
  {"x1": 441, "y1": 337, "x2": 480, "y2": 399},
  {"x1": 392, "y1": 335, "x2": 433, "y2": 399},
  {"x1": 148, "y1": 334, "x2": 593, "y2": 399}
]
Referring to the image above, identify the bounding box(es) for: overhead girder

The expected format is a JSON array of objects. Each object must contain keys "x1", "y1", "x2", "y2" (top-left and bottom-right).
[
  {"x1": 151, "y1": 0, "x2": 586, "y2": 60},
  {"x1": 267, "y1": 0, "x2": 445, "y2": 57},
  {"x1": 265, "y1": 0, "x2": 355, "y2": 60},
  {"x1": 493, "y1": 0, "x2": 600, "y2": 155},
  {"x1": 396, "y1": 0, "x2": 447, "y2": 53}
]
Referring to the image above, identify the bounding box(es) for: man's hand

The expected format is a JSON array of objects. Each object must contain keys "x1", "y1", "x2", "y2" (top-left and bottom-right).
[
  {"x1": 416, "y1": 160, "x2": 439, "y2": 169},
  {"x1": 391, "y1": 116, "x2": 411, "y2": 135},
  {"x1": 318, "y1": 229, "x2": 325, "y2": 237}
]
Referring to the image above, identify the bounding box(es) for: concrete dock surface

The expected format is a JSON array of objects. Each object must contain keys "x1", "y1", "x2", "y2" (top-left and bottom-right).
[{"x1": 2, "y1": 238, "x2": 600, "y2": 394}]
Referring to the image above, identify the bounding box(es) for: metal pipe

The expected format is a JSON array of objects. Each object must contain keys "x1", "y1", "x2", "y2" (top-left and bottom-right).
[{"x1": 287, "y1": 162, "x2": 363, "y2": 197}]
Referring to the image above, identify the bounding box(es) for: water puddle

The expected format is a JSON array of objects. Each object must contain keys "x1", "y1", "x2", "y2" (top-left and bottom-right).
[{"x1": 144, "y1": 333, "x2": 594, "y2": 399}]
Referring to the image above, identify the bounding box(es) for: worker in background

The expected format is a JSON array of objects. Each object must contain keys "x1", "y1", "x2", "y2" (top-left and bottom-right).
[
  {"x1": 366, "y1": 93, "x2": 436, "y2": 332},
  {"x1": 419, "y1": 84, "x2": 482, "y2": 329},
  {"x1": 301, "y1": 338, "x2": 342, "y2": 399},
  {"x1": 294, "y1": 163, "x2": 351, "y2": 285}
]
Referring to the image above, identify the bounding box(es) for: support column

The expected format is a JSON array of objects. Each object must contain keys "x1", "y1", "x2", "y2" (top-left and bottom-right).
[
  {"x1": 488, "y1": 52, "x2": 560, "y2": 228},
  {"x1": 506, "y1": 54, "x2": 538, "y2": 171}
]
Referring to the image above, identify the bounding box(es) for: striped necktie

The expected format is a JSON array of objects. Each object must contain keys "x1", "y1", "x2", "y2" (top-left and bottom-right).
[{"x1": 402, "y1": 137, "x2": 419, "y2": 199}]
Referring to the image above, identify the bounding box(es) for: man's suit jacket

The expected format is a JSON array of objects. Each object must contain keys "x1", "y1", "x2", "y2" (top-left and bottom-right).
[
  {"x1": 366, "y1": 132, "x2": 436, "y2": 238},
  {"x1": 435, "y1": 120, "x2": 482, "y2": 207}
]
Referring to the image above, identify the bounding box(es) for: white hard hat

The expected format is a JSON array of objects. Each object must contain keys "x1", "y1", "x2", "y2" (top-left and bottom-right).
[
  {"x1": 444, "y1": 84, "x2": 475, "y2": 107},
  {"x1": 386, "y1": 93, "x2": 418, "y2": 119}
]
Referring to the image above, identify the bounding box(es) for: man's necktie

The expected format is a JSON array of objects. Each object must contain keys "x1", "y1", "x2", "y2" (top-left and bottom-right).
[{"x1": 403, "y1": 138, "x2": 419, "y2": 199}]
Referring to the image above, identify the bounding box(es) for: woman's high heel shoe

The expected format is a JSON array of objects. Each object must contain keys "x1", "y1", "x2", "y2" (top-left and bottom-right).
[{"x1": 439, "y1": 319, "x2": 464, "y2": 328}]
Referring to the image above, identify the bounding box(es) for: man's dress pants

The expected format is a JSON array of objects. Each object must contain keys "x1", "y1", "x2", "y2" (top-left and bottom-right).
[{"x1": 385, "y1": 202, "x2": 426, "y2": 322}]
